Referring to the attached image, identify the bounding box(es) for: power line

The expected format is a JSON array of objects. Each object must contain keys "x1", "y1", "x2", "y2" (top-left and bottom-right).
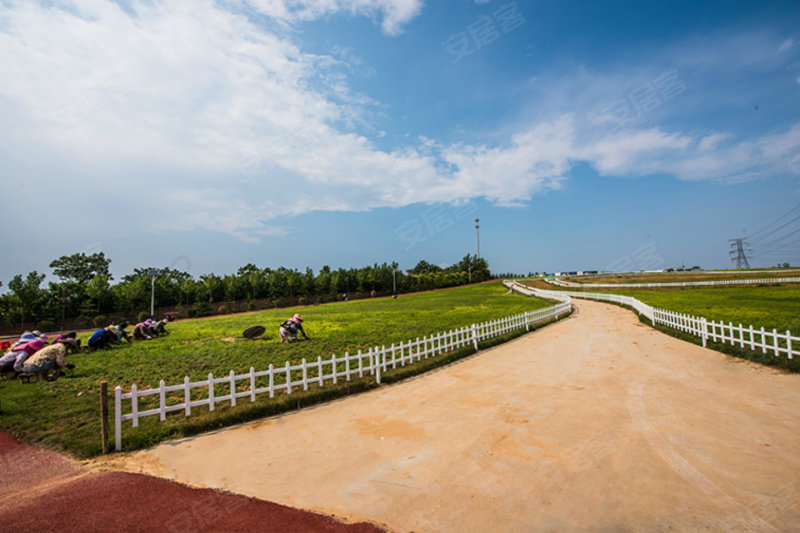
[
  {"x1": 747, "y1": 205, "x2": 800, "y2": 242},
  {"x1": 749, "y1": 205, "x2": 800, "y2": 239},
  {"x1": 751, "y1": 227, "x2": 800, "y2": 253},
  {"x1": 749, "y1": 214, "x2": 800, "y2": 247}
]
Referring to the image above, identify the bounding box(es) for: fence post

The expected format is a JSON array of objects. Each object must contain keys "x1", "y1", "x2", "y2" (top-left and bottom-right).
[
  {"x1": 159, "y1": 380, "x2": 166, "y2": 421},
  {"x1": 250, "y1": 367, "x2": 256, "y2": 402},
  {"x1": 773, "y1": 329, "x2": 779, "y2": 357},
  {"x1": 224, "y1": 370, "x2": 234, "y2": 407},
  {"x1": 268, "y1": 363, "x2": 275, "y2": 398},
  {"x1": 131, "y1": 384, "x2": 139, "y2": 426},
  {"x1": 376, "y1": 348, "x2": 382, "y2": 385},
  {"x1": 114, "y1": 386, "x2": 122, "y2": 452},
  {"x1": 208, "y1": 373, "x2": 215, "y2": 411},
  {"x1": 701, "y1": 317, "x2": 707, "y2": 348},
  {"x1": 184, "y1": 376, "x2": 191, "y2": 416},
  {"x1": 471, "y1": 324, "x2": 478, "y2": 350},
  {"x1": 787, "y1": 332, "x2": 793, "y2": 360},
  {"x1": 99, "y1": 381, "x2": 108, "y2": 454}
]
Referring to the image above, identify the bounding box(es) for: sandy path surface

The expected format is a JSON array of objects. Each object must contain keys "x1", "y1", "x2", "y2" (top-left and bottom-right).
[{"x1": 102, "y1": 300, "x2": 800, "y2": 532}]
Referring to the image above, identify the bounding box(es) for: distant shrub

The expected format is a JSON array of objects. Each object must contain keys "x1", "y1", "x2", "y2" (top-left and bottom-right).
[
  {"x1": 217, "y1": 304, "x2": 229, "y2": 314},
  {"x1": 38, "y1": 319, "x2": 56, "y2": 332},
  {"x1": 248, "y1": 300, "x2": 257, "y2": 311},
  {"x1": 191, "y1": 302, "x2": 212, "y2": 318},
  {"x1": 137, "y1": 311, "x2": 150, "y2": 323},
  {"x1": 92, "y1": 315, "x2": 108, "y2": 328}
]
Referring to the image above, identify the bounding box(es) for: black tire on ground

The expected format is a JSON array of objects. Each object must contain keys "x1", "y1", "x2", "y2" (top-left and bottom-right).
[{"x1": 242, "y1": 325, "x2": 266, "y2": 339}]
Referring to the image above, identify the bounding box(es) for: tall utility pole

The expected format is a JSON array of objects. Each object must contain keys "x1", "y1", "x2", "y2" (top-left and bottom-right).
[
  {"x1": 475, "y1": 218, "x2": 481, "y2": 258},
  {"x1": 148, "y1": 269, "x2": 160, "y2": 319},
  {"x1": 728, "y1": 238, "x2": 751, "y2": 269}
]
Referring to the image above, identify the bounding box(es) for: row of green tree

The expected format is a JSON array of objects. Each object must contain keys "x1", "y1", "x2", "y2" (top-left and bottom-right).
[{"x1": 0, "y1": 253, "x2": 491, "y2": 331}]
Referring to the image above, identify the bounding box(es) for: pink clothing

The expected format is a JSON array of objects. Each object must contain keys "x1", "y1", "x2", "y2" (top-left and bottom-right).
[{"x1": 15, "y1": 339, "x2": 46, "y2": 356}]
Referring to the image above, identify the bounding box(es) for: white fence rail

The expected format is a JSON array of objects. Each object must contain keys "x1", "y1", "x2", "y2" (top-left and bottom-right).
[
  {"x1": 114, "y1": 298, "x2": 571, "y2": 451},
  {"x1": 512, "y1": 281, "x2": 798, "y2": 362},
  {"x1": 545, "y1": 277, "x2": 800, "y2": 289}
]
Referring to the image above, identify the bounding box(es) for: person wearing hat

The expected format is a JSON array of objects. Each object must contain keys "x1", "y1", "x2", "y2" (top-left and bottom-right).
[
  {"x1": 0, "y1": 335, "x2": 49, "y2": 373},
  {"x1": 19, "y1": 338, "x2": 80, "y2": 379},
  {"x1": 50, "y1": 331, "x2": 77, "y2": 345},
  {"x1": 279, "y1": 313, "x2": 309, "y2": 343},
  {"x1": 12, "y1": 332, "x2": 36, "y2": 347},
  {"x1": 87, "y1": 326, "x2": 118, "y2": 350}
]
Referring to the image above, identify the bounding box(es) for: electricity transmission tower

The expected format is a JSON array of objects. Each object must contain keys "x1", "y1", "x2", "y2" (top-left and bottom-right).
[{"x1": 728, "y1": 238, "x2": 751, "y2": 269}]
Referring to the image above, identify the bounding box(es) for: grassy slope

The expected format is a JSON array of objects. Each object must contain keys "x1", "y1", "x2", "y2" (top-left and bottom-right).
[
  {"x1": 584, "y1": 287, "x2": 800, "y2": 333},
  {"x1": 563, "y1": 269, "x2": 800, "y2": 285},
  {"x1": 525, "y1": 279, "x2": 800, "y2": 373},
  {"x1": 0, "y1": 282, "x2": 552, "y2": 457}
]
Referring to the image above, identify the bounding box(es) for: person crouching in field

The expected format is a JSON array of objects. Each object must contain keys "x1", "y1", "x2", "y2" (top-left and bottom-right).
[
  {"x1": 0, "y1": 335, "x2": 48, "y2": 375},
  {"x1": 88, "y1": 326, "x2": 121, "y2": 350},
  {"x1": 20, "y1": 338, "x2": 81, "y2": 380},
  {"x1": 133, "y1": 319, "x2": 159, "y2": 340},
  {"x1": 279, "y1": 314, "x2": 309, "y2": 343},
  {"x1": 113, "y1": 322, "x2": 133, "y2": 343}
]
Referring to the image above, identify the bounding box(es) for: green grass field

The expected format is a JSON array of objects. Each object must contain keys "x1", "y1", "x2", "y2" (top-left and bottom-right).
[
  {"x1": 523, "y1": 279, "x2": 800, "y2": 372},
  {"x1": 0, "y1": 282, "x2": 553, "y2": 457},
  {"x1": 562, "y1": 269, "x2": 800, "y2": 285},
  {"x1": 574, "y1": 286, "x2": 800, "y2": 333}
]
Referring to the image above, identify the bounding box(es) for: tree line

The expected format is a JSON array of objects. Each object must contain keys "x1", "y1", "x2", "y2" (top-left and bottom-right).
[{"x1": 0, "y1": 253, "x2": 491, "y2": 332}]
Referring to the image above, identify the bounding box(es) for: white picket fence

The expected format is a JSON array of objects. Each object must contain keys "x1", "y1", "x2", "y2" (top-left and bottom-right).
[
  {"x1": 114, "y1": 300, "x2": 571, "y2": 450},
  {"x1": 512, "y1": 281, "x2": 798, "y2": 361},
  {"x1": 545, "y1": 276, "x2": 800, "y2": 289}
]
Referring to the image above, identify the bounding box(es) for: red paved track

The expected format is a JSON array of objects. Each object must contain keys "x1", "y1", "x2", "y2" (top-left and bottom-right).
[{"x1": 0, "y1": 433, "x2": 385, "y2": 533}]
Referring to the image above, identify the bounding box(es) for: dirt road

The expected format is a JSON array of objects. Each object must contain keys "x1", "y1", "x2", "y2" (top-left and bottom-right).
[{"x1": 102, "y1": 300, "x2": 800, "y2": 532}]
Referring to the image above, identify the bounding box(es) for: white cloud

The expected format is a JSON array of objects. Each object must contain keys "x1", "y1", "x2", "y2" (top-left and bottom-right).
[
  {"x1": 243, "y1": 0, "x2": 423, "y2": 35},
  {"x1": 698, "y1": 132, "x2": 731, "y2": 151},
  {"x1": 579, "y1": 129, "x2": 692, "y2": 176},
  {"x1": 0, "y1": 1, "x2": 798, "y2": 246}
]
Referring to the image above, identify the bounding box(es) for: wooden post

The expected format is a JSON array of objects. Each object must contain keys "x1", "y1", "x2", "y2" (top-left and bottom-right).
[{"x1": 100, "y1": 381, "x2": 109, "y2": 454}]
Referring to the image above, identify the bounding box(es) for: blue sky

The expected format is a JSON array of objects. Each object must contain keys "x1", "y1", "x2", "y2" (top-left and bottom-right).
[{"x1": 1, "y1": 0, "x2": 799, "y2": 285}]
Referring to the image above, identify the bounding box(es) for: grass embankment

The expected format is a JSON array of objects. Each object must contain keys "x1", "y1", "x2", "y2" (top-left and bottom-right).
[
  {"x1": 563, "y1": 269, "x2": 800, "y2": 285},
  {"x1": 578, "y1": 287, "x2": 800, "y2": 333},
  {"x1": 0, "y1": 282, "x2": 554, "y2": 457},
  {"x1": 525, "y1": 279, "x2": 800, "y2": 373},
  {"x1": 617, "y1": 287, "x2": 800, "y2": 373}
]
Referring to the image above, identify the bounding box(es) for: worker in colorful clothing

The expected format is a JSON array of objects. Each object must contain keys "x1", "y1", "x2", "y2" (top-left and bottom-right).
[
  {"x1": 87, "y1": 326, "x2": 120, "y2": 350},
  {"x1": 50, "y1": 331, "x2": 77, "y2": 344},
  {"x1": 113, "y1": 322, "x2": 133, "y2": 343},
  {"x1": 0, "y1": 335, "x2": 48, "y2": 373},
  {"x1": 12, "y1": 331, "x2": 45, "y2": 348},
  {"x1": 20, "y1": 338, "x2": 80, "y2": 378},
  {"x1": 279, "y1": 313, "x2": 309, "y2": 343}
]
